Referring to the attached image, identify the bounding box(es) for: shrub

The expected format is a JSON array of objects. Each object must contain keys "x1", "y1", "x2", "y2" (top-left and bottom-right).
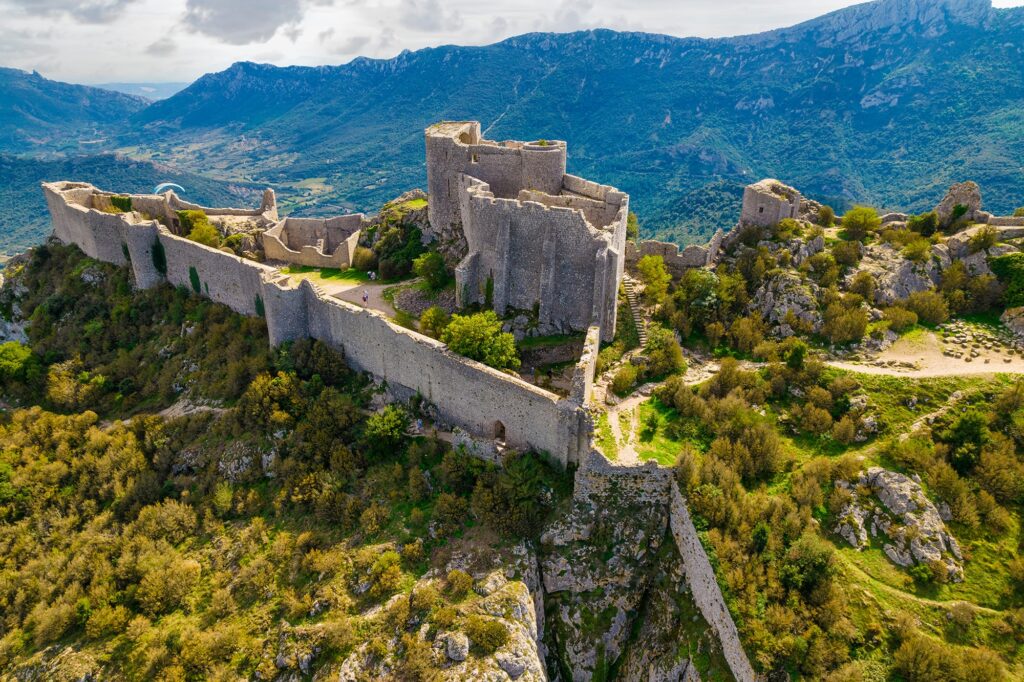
[
  {"x1": 178, "y1": 210, "x2": 221, "y2": 247},
  {"x1": 832, "y1": 415, "x2": 856, "y2": 444},
  {"x1": 904, "y1": 290, "x2": 949, "y2": 325},
  {"x1": 0, "y1": 342, "x2": 40, "y2": 385},
  {"x1": 773, "y1": 218, "x2": 801, "y2": 240},
  {"x1": 413, "y1": 251, "x2": 448, "y2": 289},
  {"x1": 817, "y1": 205, "x2": 835, "y2": 227},
  {"x1": 188, "y1": 266, "x2": 201, "y2": 294},
  {"x1": 1014, "y1": 207, "x2": 1024, "y2": 217},
  {"x1": 151, "y1": 238, "x2": 167, "y2": 275},
  {"x1": 364, "y1": 405, "x2": 410, "y2": 455},
  {"x1": 644, "y1": 326, "x2": 686, "y2": 377},
  {"x1": 446, "y1": 569, "x2": 473, "y2": 599},
  {"x1": 968, "y1": 225, "x2": 998, "y2": 253},
  {"x1": 441, "y1": 311, "x2": 520, "y2": 370},
  {"x1": 822, "y1": 303, "x2": 867, "y2": 344},
  {"x1": 842, "y1": 206, "x2": 881, "y2": 241},
  {"x1": 902, "y1": 237, "x2": 932, "y2": 263},
  {"x1": 882, "y1": 306, "x2": 918, "y2": 332},
  {"x1": 110, "y1": 195, "x2": 133, "y2": 212},
  {"x1": 611, "y1": 364, "x2": 639, "y2": 396},
  {"x1": 831, "y1": 240, "x2": 861, "y2": 267},
  {"x1": 990, "y1": 252, "x2": 1024, "y2": 307},
  {"x1": 907, "y1": 211, "x2": 939, "y2": 237},
  {"x1": 637, "y1": 255, "x2": 671, "y2": 304},
  {"x1": 464, "y1": 615, "x2": 509, "y2": 654},
  {"x1": 626, "y1": 211, "x2": 640, "y2": 241},
  {"x1": 419, "y1": 306, "x2": 450, "y2": 338},
  {"x1": 848, "y1": 271, "x2": 876, "y2": 302},
  {"x1": 352, "y1": 246, "x2": 377, "y2": 272}
]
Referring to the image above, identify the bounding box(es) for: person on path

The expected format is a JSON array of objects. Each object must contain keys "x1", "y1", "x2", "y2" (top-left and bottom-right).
[{"x1": 362, "y1": 290, "x2": 369, "y2": 306}]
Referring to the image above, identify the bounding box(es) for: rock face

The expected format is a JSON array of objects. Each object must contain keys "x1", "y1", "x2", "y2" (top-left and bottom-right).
[
  {"x1": 935, "y1": 181, "x2": 983, "y2": 225},
  {"x1": 834, "y1": 467, "x2": 964, "y2": 581},
  {"x1": 851, "y1": 243, "x2": 943, "y2": 304},
  {"x1": 540, "y1": 454, "x2": 681, "y2": 681},
  {"x1": 748, "y1": 270, "x2": 822, "y2": 336},
  {"x1": 1002, "y1": 307, "x2": 1024, "y2": 340}
]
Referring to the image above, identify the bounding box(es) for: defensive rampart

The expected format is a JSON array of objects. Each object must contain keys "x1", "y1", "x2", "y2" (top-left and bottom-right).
[{"x1": 42, "y1": 181, "x2": 591, "y2": 466}]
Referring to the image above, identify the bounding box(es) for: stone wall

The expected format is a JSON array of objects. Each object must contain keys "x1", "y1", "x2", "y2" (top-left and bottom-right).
[
  {"x1": 669, "y1": 484, "x2": 758, "y2": 682},
  {"x1": 262, "y1": 215, "x2": 363, "y2": 268},
  {"x1": 42, "y1": 181, "x2": 592, "y2": 467},
  {"x1": 625, "y1": 239, "x2": 711, "y2": 276}
]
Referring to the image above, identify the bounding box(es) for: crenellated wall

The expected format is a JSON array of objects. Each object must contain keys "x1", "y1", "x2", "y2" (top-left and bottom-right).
[{"x1": 42, "y1": 180, "x2": 592, "y2": 467}]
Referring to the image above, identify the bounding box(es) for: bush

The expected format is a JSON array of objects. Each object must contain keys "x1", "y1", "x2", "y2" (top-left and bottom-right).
[
  {"x1": 817, "y1": 205, "x2": 835, "y2": 227},
  {"x1": 842, "y1": 206, "x2": 881, "y2": 241},
  {"x1": 831, "y1": 240, "x2": 861, "y2": 267},
  {"x1": 464, "y1": 615, "x2": 509, "y2": 654},
  {"x1": 832, "y1": 415, "x2": 856, "y2": 444},
  {"x1": 968, "y1": 225, "x2": 998, "y2": 253},
  {"x1": 413, "y1": 251, "x2": 448, "y2": 290},
  {"x1": 902, "y1": 237, "x2": 932, "y2": 263},
  {"x1": 848, "y1": 271, "x2": 876, "y2": 302},
  {"x1": 110, "y1": 195, "x2": 133, "y2": 212},
  {"x1": 643, "y1": 326, "x2": 686, "y2": 377},
  {"x1": 352, "y1": 246, "x2": 377, "y2": 272},
  {"x1": 822, "y1": 303, "x2": 867, "y2": 344},
  {"x1": 446, "y1": 569, "x2": 473, "y2": 599},
  {"x1": 178, "y1": 210, "x2": 221, "y2": 248},
  {"x1": 364, "y1": 405, "x2": 410, "y2": 455},
  {"x1": 907, "y1": 211, "x2": 938, "y2": 237},
  {"x1": 151, "y1": 238, "x2": 167, "y2": 275},
  {"x1": 1014, "y1": 207, "x2": 1024, "y2": 217},
  {"x1": 636, "y1": 255, "x2": 671, "y2": 304},
  {"x1": 904, "y1": 290, "x2": 949, "y2": 325},
  {"x1": 441, "y1": 311, "x2": 519, "y2": 371},
  {"x1": 626, "y1": 211, "x2": 640, "y2": 241},
  {"x1": 611, "y1": 364, "x2": 639, "y2": 396},
  {"x1": 419, "y1": 306, "x2": 449, "y2": 338},
  {"x1": 0, "y1": 342, "x2": 40, "y2": 385},
  {"x1": 990, "y1": 253, "x2": 1024, "y2": 307},
  {"x1": 883, "y1": 306, "x2": 918, "y2": 332}
]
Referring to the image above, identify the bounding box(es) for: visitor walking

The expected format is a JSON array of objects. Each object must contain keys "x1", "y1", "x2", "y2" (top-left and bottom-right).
[{"x1": 362, "y1": 290, "x2": 369, "y2": 306}]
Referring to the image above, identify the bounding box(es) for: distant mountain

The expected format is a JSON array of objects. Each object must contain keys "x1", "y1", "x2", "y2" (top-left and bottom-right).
[
  {"x1": 0, "y1": 154, "x2": 265, "y2": 259},
  {"x1": 93, "y1": 82, "x2": 190, "y2": 101},
  {"x1": 125, "y1": 0, "x2": 1024, "y2": 244},
  {"x1": 0, "y1": 68, "x2": 147, "y2": 153}
]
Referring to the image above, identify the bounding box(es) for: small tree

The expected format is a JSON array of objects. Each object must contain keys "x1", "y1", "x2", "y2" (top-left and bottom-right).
[
  {"x1": 842, "y1": 206, "x2": 881, "y2": 241},
  {"x1": 412, "y1": 251, "x2": 448, "y2": 290},
  {"x1": 419, "y1": 306, "x2": 450, "y2": 338},
  {"x1": 1014, "y1": 207, "x2": 1024, "y2": 217},
  {"x1": 178, "y1": 210, "x2": 221, "y2": 247},
  {"x1": 907, "y1": 211, "x2": 938, "y2": 237},
  {"x1": 611, "y1": 364, "x2": 639, "y2": 396},
  {"x1": 626, "y1": 211, "x2": 640, "y2": 241},
  {"x1": 968, "y1": 225, "x2": 998, "y2": 254},
  {"x1": 904, "y1": 290, "x2": 949, "y2": 325},
  {"x1": 636, "y1": 255, "x2": 671, "y2": 304},
  {"x1": 352, "y1": 246, "x2": 377, "y2": 272},
  {"x1": 644, "y1": 326, "x2": 686, "y2": 378},
  {"x1": 364, "y1": 405, "x2": 410, "y2": 455},
  {"x1": 817, "y1": 205, "x2": 835, "y2": 227},
  {"x1": 152, "y1": 238, "x2": 167, "y2": 275},
  {"x1": 441, "y1": 311, "x2": 520, "y2": 370}
]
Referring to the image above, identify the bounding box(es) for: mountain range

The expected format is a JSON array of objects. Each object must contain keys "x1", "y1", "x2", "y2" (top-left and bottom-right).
[{"x1": 2, "y1": 0, "x2": 1024, "y2": 252}]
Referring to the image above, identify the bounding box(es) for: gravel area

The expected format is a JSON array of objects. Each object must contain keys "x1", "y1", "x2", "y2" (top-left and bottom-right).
[{"x1": 394, "y1": 285, "x2": 457, "y2": 317}]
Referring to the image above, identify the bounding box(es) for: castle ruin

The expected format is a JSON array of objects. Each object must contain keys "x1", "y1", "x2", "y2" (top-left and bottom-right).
[{"x1": 425, "y1": 122, "x2": 628, "y2": 342}]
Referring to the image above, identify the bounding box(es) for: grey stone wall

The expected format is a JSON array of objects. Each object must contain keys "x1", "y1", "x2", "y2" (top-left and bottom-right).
[
  {"x1": 669, "y1": 485, "x2": 758, "y2": 682},
  {"x1": 626, "y1": 239, "x2": 711, "y2": 276},
  {"x1": 43, "y1": 180, "x2": 592, "y2": 467},
  {"x1": 262, "y1": 215, "x2": 363, "y2": 268}
]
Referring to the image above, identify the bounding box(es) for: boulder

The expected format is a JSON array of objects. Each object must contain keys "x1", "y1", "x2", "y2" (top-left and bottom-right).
[
  {"x1": 852, "y1": 243, "x2": 942, "y2": 304},
  {"x1": 1002, "y1": 307, "x2": 1024, "y2": 340},
  {"x1": 935, "y1": 181, "x2": 983, "y2": 225},
  {"x1": 445, "y1": 632, "x2": 470, "y2": 662},
  {"x1": 747, "y1": 270, "x2": 822, "y2": 336}
]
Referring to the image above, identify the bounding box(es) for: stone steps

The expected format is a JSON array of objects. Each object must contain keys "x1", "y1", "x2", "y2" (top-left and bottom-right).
[{"x1": 622, "y1": 277, "x2": 647, "y2": 346}]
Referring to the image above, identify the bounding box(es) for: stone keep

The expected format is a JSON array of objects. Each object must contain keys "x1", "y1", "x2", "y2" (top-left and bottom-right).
[
  {"x1": 740, "y1": 178, "x2": 802, "y2": 227},
  {"x1": 425, "y1": 122, "x2": 628, "y2": 342}
]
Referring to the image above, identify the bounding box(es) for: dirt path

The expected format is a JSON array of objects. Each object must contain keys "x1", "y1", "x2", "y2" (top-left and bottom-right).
[
  {"x1": 332, "y1": 282, "x2": 393, "y2": 315},
  {"x1": 604, "y1": 393, "x2": 647, "y2": 464}
]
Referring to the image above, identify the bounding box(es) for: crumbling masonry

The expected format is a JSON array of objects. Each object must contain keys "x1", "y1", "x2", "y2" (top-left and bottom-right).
[{"x1": 425, "y1": 122, "x2": 629, "y2": 342}]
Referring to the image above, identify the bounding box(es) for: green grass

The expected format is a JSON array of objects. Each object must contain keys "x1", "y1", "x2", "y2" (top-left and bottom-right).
[
  {"x1": 594, "y1": 412, "x2": 617, "y2": 461},
  {"x1": 399, "y1": 198, "x2": 428, "y2": 211},
  {"x1": 281, "y1": 265, "x2": 369, "y2": 283},
  {"x1": 635, "y1": 398, "x2": 686, "y2": 466}
]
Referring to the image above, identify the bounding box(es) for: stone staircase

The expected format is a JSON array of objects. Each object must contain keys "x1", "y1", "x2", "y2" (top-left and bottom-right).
[{"x1": 622, "y1": 277, "x2": 647, "y2": 346}]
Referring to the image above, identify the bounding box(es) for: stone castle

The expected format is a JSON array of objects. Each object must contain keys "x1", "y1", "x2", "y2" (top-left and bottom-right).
[
  {"x1": 41, "y1": 120, "x2": 635, "y2": 467},
  {"x1": 425, "y1": 122, "x2": 628, "y2": 342}
]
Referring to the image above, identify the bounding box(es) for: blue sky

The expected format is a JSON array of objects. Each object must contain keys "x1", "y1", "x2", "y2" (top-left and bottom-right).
[{"x1": 2, "y1": 0, "x2": 1022, "y2": 83}]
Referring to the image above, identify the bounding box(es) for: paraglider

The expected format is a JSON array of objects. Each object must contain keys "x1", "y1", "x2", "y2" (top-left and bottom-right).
[{"x1": 153, "y1": 182, "x2": 185, "y2": 195}]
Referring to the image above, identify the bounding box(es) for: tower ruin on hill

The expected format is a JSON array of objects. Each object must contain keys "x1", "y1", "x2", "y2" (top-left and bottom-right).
[{"x1": 425, "y1": 121, "x2": 629, "y2": 342}]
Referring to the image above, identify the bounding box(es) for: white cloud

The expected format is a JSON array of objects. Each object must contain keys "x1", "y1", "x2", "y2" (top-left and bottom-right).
[{"x1": 3, "y1": 0, "x2": 1022, "y2": 83}]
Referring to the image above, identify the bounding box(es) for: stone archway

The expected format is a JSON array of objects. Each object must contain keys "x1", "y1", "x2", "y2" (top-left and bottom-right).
[{"x1": 493, "y1": 420, "x2": 506, "y2": 443}]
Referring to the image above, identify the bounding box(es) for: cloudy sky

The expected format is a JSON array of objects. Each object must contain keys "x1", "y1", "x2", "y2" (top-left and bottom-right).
[{"x1": 2, "y1": 0, "x2": 1022, "y2": 84}]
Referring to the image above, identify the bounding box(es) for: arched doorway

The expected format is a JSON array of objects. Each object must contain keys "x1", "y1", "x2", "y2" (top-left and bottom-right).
[{"x1": 493, "y1": 420, "x2": 506, "y2": 443}]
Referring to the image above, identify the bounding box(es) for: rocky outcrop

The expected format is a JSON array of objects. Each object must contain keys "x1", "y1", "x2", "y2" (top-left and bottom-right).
[
  {"x1": 1002, "y1": 307, "x2": 1024, "y2": 340},
  {"x1": 851, "y1": 243, "x2": 944, "y2": 304},
  {"x1": 935, "y1": 181, "x2": 983, "y2": 225},
  {"x1": 541, "y1": 454, "x2": 674, "y2": 680},
  {"x1": 834, "y1": 467, "x2": 963, "y2": 582},
  {"x1": 748, "y1": 270, "x2": 821, "y2": 337}
]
